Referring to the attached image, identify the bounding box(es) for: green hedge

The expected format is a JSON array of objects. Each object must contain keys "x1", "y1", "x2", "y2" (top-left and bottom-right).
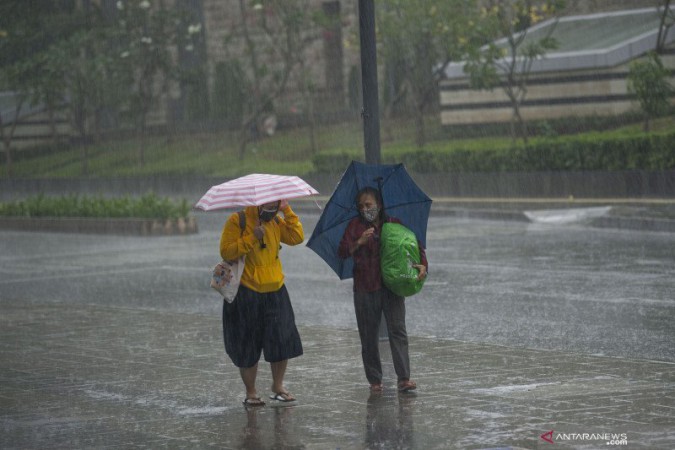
[
  {"x1": 0, "y1": 192, "x2": 191, "y2": 220},
  {"x1": 312, "y1": 131, "x2": 675, "y2": 173},
  {"x1": 441, "y1": 111, "x2": 645, "y2": 139}
]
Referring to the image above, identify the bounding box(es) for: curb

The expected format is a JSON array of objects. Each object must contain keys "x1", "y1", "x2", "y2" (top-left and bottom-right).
[
  {"x1": 589, "y1": 216, "x2": 675, "y2": 233},
  {"x1": 0, "y1": 216, "x2": 199, "y2": 236},
  {"x1": 292, "y1": 200, "x2": 675, "y2": 233}
]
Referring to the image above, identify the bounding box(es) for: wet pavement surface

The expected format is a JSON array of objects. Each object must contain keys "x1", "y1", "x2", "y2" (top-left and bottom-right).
[{"x1": 2, "y1": 203, "x2": 675, "y2": 449}]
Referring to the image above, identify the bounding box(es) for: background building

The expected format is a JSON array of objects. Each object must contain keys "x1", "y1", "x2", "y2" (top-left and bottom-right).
[{"x1": 440, "y1": 7, "x2": 675, "y2": 127}]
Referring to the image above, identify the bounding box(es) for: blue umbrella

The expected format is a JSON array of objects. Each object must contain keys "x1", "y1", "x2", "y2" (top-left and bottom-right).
[{"x1": 306, "y1": 161, "x2": 432, "y2": 279}]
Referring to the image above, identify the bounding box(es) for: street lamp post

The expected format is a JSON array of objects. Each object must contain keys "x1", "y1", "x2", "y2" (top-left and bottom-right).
[
  {"x1": 358, "y1": 0, "x2": 381, "y2": 165},
  {"x1": 358, "y1": 0, "x2": 387, "y2": 339}
]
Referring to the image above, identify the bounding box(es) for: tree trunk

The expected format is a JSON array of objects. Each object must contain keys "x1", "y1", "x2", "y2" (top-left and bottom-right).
[
  {"x1": 656, "y1": 0, "x2": 671, "y2": 53},
  {"x1": 238, "y1": 120, "x2": 252, "y2": 159},
  {"x1": 0, "y1": 99, "x2": 25, "y2": 178},
  {"x1": 140, "y1": 129, "x2": 146, "y2": 167},
  {"x1": 48, "y1": 104, "x2": 57, "y2": 147},
  {"x1": 414, "y1": 104, "x2": 426, "y2": 148},
  {"x1": 1, "y1": 126, "x2": 13, "y2": 178},
  {"x1": 306, "y1": 88, "x2": 317, "y2": 154},
  {"x1": 510, "y1": 96, "x2": 528, "y2": 145},
  {"x1": 81, "y1": 145, "x2": 89, "y2": 176},
  {"x1": 514, "y1": 105, "x2": 528, "y2": 145}
]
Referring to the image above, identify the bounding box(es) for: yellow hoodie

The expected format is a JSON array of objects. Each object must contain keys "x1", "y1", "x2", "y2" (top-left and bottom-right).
[{"x1": 219, "y1": 205, "x2": 304, "y2": 293}]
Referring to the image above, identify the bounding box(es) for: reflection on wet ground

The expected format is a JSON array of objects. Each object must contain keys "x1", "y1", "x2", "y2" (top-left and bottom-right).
[
  {"x1": 4, "y1": 212, "x2": 672, "y2": 361},
  {"x1": 1, "y1": 213, "x2": 674, "y2": 448},
  {"x1": 2, "y1": 301, "x2": 674, "y2": 448}
]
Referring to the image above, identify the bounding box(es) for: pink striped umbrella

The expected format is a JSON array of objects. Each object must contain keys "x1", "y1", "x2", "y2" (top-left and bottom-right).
[{"x1": 195, "y1": 173, "x2": 319, "y2": 210}]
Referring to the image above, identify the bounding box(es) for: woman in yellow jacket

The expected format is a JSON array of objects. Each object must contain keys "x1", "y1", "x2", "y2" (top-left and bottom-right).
[{"x1": 220, "y1": 200, "x2": 304, "y2": 407}]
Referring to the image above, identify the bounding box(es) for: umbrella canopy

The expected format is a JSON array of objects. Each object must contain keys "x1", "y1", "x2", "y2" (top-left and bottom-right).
[
  {"x1": 195, "y1": 173, "x2": 319, "y2": 211},
  {"x1": 306, "y1": 161, "x2": 432, "y2": 279}
]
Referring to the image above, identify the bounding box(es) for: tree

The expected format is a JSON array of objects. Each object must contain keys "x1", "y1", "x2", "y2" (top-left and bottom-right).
[
  {"x1": 47, "y1": 26, "x2": 130, "y2": 175},
  {"x1": 377, "y1": 0, "x2": 481, "y2": 148},
  {"x1": 0, "y1": 1, "x2": 202, "y2": 175},
  {"x1": 465, "y1": 0, "x2": 565, "y2": 145},
  {"x1": 656, "y1": 0, "x2": 674, "y2": 54},
  {"x1": 627, "y1": 52, "x2": 673, "y2": 132},
  {"x1": 0, "y1": 1, "x2": 81, "y2": 177},
  {"x1": 226, "y1": 0, "x2": 319, "y2": 157},
  {"x1": 114, "y1": 0, "x2": 201, "y2": 166}
]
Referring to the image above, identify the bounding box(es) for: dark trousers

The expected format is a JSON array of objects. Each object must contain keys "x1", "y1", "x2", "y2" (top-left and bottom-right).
[{"x1": 353, "y1": 288, "x2": 410, "y2": 384}]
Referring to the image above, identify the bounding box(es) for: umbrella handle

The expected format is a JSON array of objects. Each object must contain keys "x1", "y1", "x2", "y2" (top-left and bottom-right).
[{"x1": 374, "y1": 176, "x2": 386, "y2": 216}]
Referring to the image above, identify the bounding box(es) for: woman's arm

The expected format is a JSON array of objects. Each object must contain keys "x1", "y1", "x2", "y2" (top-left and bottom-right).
[
  {"x1": 338, "y1": 220, "x2": 358, "y2": 259},
  {"x1": 219, "y1": 213, "x2": 256, "y2": 260},
  {"x1": 278, "y1": 205, "x2": 304, "y2": 245}
]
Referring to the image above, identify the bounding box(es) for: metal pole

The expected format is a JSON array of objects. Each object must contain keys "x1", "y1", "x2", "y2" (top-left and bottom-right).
[
  {"x1": 358, "y1": 0, "x2": 387, "y2": 340},
  {"x1": 358, "y1": 0, "x2": 381, "y2": 165}
]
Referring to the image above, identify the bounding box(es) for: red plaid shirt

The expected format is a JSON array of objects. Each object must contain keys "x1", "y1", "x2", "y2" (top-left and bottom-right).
[{"x1": 338, "y1": 216, "x2": 428, "y2": 293}]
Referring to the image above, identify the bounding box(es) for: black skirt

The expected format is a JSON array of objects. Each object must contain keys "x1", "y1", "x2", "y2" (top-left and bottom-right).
[{"x1": 222, "y1": 284, "x2": 303, "y2": 368}]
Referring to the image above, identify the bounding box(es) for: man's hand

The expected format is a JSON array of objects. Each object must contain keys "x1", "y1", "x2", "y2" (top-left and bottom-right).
[{"x1": 413, "y1": 264, "x2": 427, "y2": 281}]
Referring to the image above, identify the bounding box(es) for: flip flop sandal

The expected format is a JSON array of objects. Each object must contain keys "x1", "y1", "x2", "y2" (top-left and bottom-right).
[
  {"x1": 370, "y1": 383, "x2": 384, "y2": 392},
  {"x1": 398, "y1": 380, "x2": 417, "y2": 392},
  {"x1": 269, "y1": 392, "x2": 296, "y2": 402},
  {"x1": 242, "y1": 397, "x2": 266, "y2": 407}
]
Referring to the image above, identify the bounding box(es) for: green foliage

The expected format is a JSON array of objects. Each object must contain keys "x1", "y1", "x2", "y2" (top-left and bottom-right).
[
  {"x1": 464, "y1": 0, "x2": 565, "y2": 144},
  {"x1": 393, "y1": 131, "x2": 675, "y2": 173},
  {"x1": 312, "y1": 151, "x2": 363, "y2": 173},
  {"x1": 3, "y1": 111, "x2": 674, "y2": 177},
  {"x1": 48, "y1": 28, "x2": 130, "y2": 138},
  {"x1": 223, "y1": 0, "x2": 318, "y2": 155},
  {"x1": 439, "y1": 112, "x2": 648, "y2": 142},
  {"x1": 114, "y1": 1, "x2": 202, "y2": 131},
  {"x1": 627, "y1": 52, "x2": 674, "y2": 131},
  {"x1": 0, "y1": 193, "x2": 191, "y2": 220},
  {"x1": 212, "y1": 60, "x2": 247, "y2": 128},
  {"x1": 1, "y1": 1, "x2": 203, "y2": 142},
  {"x1": 376, "y1": 0, "x2": 482, "y2": 146},
  {"x1": 312, "y1": 126, "x2": 675, "y2": 173}
]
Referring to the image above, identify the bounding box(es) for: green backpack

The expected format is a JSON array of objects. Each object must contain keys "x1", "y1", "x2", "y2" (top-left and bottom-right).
[{"x1": 380, "y1": 222, "x2": 425, "y2": 297}]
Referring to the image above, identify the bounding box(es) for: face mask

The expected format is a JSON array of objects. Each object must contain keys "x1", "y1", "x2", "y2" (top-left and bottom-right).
[
  {"x1": 259, "y1": 208, "x2": 277, "y2": 222},
  {"x1": 361, "y1": 206, "x2": 379, "y2": 223}
]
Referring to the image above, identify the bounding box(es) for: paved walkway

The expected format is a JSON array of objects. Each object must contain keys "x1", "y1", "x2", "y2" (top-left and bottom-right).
[{"x1": 1, "y1": 299, "x2": 674, "y2": 449}]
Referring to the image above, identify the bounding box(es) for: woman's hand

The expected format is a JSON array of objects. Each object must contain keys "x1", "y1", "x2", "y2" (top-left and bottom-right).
[
  {"x1": 357, "y1": 227, "x2": 375, "y2": 246},
  {"x1": 413, "y1": 264, "x2": 427, "y2": 281},
  {"x1": 253, "y1": 220, "x2": 265, "y2": 240},
  {"x1": 350, "y1": 227, "x2": 374, "y2": 254}
]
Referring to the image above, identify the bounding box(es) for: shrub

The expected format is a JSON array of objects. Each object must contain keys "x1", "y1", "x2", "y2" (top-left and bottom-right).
[
  {"x1": 396, "y1": 131, "x2": 675, "y2": 173},
  {"x1": 312, "y1": 151, "x2": 362, "y2": 173},
  {"x1": 0, "y1": 192, "x2": 192, "y2": 219}
]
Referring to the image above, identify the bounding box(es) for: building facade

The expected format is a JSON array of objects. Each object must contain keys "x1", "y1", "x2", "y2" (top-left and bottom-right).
[{"x1": 440, "y1": 7, "x2": 675, "y2": 127}]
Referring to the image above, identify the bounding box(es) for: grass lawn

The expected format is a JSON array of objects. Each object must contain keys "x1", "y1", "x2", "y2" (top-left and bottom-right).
[{"x1": 1, "y1": 113, "x2": 673, "y2": 179}]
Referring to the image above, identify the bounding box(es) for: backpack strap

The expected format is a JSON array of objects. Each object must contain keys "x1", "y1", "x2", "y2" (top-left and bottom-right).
[{"x1": 237, "y1": 210, "x2": 246, "y2": 237}]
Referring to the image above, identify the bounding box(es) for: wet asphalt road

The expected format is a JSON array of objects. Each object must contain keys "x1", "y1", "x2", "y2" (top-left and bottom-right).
[{"x1": 2, "y1": 211, "x2": 674, "y2": 363}]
